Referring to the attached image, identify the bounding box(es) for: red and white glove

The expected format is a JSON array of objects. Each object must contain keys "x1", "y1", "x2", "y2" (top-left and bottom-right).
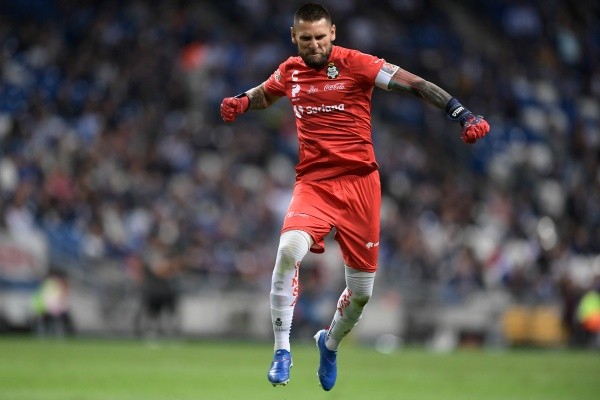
[
  {"x1": 220, "y1": 94, "x2": 249, "y2": 122},
  {"x1": 446, "y1": 98, "x2": 490, "y2": 144},
  {"x1": 460, "y1": 114, "x2": 490, "y2": 144}
]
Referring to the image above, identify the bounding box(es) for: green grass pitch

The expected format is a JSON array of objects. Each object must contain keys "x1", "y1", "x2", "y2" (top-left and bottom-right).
[{"x1": 0, "y1": 337, "x2": 598, "y2": 400}]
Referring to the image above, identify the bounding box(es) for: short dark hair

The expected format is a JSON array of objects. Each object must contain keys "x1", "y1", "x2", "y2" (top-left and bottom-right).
[{"x1": 294, "y1": 3, "x2": 332, "y2": 25}]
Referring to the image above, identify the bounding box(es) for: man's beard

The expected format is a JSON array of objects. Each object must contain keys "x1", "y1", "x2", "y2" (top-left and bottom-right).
[{"x1": 300, "y1": 48, "x2": 331, "y2": 69}]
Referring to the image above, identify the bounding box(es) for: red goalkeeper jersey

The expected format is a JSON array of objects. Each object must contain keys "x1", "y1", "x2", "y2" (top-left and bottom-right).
[{"x1": 264, "y1": 46, "x2": 388, "y2": 181}]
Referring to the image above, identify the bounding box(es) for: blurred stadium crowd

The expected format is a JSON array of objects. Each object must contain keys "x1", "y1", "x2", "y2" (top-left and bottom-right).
[{"x1": 0, "y1": 0, "x2": 599, "y2": 343}]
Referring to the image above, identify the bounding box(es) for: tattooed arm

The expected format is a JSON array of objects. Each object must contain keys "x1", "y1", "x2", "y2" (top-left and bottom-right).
[
  {"x1": 220, "y1": 83, "x2": 282, "y2": 122},
  {"x1": 387, "y1": 68, "x2": 452, "y2": 109},
  {"x1": 384, "y1": 66, "x2": 491, "y2": 143},
  {"x1": 245, "y1": 83, "x2": 283, "y2": 110}
]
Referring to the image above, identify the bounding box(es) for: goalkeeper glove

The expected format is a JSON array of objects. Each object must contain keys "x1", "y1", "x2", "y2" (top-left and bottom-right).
[
  {"x1": 446, "y1": 98, "x2": 490, "y2": 144},
  {"x1": 220, "y1": 93, "x2": 249, "y2": 122}
]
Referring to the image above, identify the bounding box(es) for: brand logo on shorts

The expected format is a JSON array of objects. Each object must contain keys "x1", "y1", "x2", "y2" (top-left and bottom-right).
[{"x1": 366, "y1": 241, "x2": 379, "y2": 249}]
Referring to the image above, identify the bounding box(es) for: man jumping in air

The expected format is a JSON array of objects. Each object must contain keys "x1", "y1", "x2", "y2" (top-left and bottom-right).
[{"x1": 220, "y1": 2, "x2": 490, "y2": 391}]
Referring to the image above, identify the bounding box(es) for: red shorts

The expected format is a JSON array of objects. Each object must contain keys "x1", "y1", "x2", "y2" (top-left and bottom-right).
[{"x1": 281, "y1": 170, "x2": 381, "y2": 273}]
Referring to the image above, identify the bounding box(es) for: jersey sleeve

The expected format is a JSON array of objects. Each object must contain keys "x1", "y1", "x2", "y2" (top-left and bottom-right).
[
  {"x1": 347, "y1": 51, "x2": 385, "y2": 87},
  {"x1": 348, "y1": 50, "x2": 399, "y2": 91},
  {"x1": 264, "y1": 61, "x2": 288, "y2": 97}
]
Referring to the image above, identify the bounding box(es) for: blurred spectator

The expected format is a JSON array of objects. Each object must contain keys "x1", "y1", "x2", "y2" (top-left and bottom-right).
[
  {"x1": 31, "y1": 270, "x2": 74, "y2": 337},
  {"x1": 441, "y1": 248, "x2": 485, "y2": 305},
  {"x1": 134, "y1": 227, "x2": 181, "y2": 338},
  {"x1": 575, "y1": 275, "x2": 600, "y2": 347}
]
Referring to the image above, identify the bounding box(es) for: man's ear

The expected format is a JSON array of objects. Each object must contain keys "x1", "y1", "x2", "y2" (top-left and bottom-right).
[
  {"x1": 290, "y1": 27, "x2": 297, "y2": 44},
  {"x1": 331, "y1": 24, "x2": 336, "y2": 42}
]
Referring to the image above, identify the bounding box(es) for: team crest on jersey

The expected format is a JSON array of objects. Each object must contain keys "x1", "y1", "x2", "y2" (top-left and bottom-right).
[{"x1": 326, "y1": 62, "x2": 339, "y2": 79}]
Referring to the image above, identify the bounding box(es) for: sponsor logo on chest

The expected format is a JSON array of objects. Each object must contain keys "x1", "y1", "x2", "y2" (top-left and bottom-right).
[
  {"x1": 324, "y1": 82, "x2": 345, "y2": 91},
  {"x1": 289, "y1": 80, "x2": 347, "y2": 100},
  {"x1": 288, "y1": 63, "x2": 347, "y2": 100}
]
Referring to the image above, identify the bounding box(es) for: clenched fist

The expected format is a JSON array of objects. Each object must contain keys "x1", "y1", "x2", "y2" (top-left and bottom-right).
[
  {"x1": 460, "y1": 114, "x2": 490, "y2": 144},
  {"x1": 220, "y1": 94, "x2": 249, "y2": 122},
  {"x1": 446, "y1": 98, "x2": 490, "y2": 144}
]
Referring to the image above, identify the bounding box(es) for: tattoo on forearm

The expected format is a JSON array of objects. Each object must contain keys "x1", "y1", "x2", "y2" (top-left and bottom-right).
[
  {"x1": 413, "y1": 80, "x2": 452, "y2": 109},
  {"x1": 248, "y1": 88, "x2": 267, "y2": 110},
  {"x1": 246, "y1": 84, "x2": 277, "y2": 110},
  {"x1": 389, "y1": 69, "x2": 452, "y2": 109}
]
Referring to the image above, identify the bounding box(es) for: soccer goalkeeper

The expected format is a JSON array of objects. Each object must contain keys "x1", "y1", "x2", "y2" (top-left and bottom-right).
[{"x1": 220, "y1": 2, "x2": 490, "y2": 391}]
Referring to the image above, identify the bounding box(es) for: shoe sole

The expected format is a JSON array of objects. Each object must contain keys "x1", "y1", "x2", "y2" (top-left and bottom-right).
[{"x1": 269, "y1": 363, "x2": 293, "y2": 387}]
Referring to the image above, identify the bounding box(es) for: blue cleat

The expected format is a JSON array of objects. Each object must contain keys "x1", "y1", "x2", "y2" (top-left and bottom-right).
[
  {"x1": 267, "y1": 349, "x2": 292, "y2": 386},
  {"x1": 314, "y1": 329, "x2": 337, "y2": 391}
]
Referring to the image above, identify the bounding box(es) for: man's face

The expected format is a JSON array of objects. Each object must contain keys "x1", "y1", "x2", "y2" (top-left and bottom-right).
[{"x1": 291, "y1": 18, "x2": 336, "y2": 69}]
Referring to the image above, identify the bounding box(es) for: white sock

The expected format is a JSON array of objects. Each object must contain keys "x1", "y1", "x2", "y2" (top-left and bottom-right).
[
  {"x1": 270, "y1": 230, "x2": 311, "y2": 351},
  {"x1": 325, "y1": 266, "x2": 375, "y2": 351}
]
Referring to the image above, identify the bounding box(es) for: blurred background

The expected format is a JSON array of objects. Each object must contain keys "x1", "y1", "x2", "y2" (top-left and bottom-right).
[{"x1": 0, "y1": 0, "x2": 598, "y2": 351}]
